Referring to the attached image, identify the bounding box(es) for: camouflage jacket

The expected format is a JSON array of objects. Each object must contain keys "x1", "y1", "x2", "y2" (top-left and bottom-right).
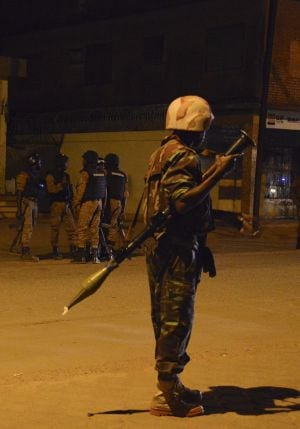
[{"x1": 142, "y1": 134, "x2": 214, "y2": 242}]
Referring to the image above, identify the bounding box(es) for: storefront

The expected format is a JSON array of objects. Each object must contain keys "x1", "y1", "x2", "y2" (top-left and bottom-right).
[{"x1": 263, "y1": 110, "x2": 300, "y2": 218}]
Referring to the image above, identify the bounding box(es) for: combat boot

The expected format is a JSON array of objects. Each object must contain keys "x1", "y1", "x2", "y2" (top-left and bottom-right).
[
  {"x1": 92, "y1": 248, "x2": 101, "y2": 264},
  {"x1": 52, "y1": 246, "x2": 63, "y2": 260},
  {"x1": 173, "y1": 376, "x2": 203, "y2": 404},
  {"x1": 21, "y1": 247, "x2": 39, "y2": 262},
  {"x1": 71, "y1": 248, "x2": 86, "y2": 263},
  {"x1": 150, "y1": 377, "x2": 204, "y2": 417}
]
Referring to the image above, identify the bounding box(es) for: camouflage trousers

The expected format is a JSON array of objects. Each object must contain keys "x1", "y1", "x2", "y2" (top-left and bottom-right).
[
  {"x1": 145, "y1": 236, "x2": 203, "y2": 378},
  {"x1": 76, "y1": 200, "x2": 102, "y2": 248},
  {"x1": 50, "y1": 201, "x2": 76, "y2": 246},
  {"x1": 107, "y1": 198, "x2": 123, "y2": 248},
  {"x1": 21, "y1": 198, "x2": 38, "y2": 247}
]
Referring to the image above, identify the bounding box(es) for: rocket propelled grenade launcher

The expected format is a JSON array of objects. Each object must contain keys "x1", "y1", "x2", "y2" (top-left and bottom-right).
[
  {"x1": 224, "y1": 129, "x2": 255, "y2": 156},
  {"x1": 62, "y1": 209, "x2": 171, "y2": 315},
  {"x1": 62, "y1": 129, "x2": 255, "y2": 315}
]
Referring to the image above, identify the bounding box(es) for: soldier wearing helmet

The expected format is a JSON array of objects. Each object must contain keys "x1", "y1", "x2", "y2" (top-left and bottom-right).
[
  {"x1": 142, "y1": 96, "x2": 236, "y2": 417},
  {"x1": 72, "y1": 150, "x2": 107, "y2": 263},
  {"x1": 45, "y1": 153, "x2": 76, "y2": 259},
  {"x1": 104, "y1": 153, "x2": 129, "y2": 252},
  {"x1": 15, "y1": 152, "x2": 43, "y2": 261}
]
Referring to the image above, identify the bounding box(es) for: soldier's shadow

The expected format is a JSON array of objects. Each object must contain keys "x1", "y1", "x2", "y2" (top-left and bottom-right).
[
  {"x1": 202, "y1": 385, "x2": 300, "y2": 415},
  {"x1": 87, "y1": 385, "x2": 300, "y2": 417}
]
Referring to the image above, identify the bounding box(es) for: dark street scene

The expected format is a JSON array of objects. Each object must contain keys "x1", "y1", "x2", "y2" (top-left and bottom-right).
[{"x1": 0, "y1": 0, "x2": 299, "y2": 427}]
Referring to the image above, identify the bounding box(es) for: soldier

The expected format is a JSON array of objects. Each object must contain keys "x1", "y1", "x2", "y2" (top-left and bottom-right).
[
  {"x1": 142, "y1": 96, "x2": 236, "y2": 417},
  {"x1": 72, "y1": 150, "x2": 107, "y2": 263},
  {"x1": 45, "y1": 153, "x2": 76, "y2": 259},
  {"x1": 15, "y1": 153, "x2": 44, "y2": 261},
  {"x1": 104, "y1": 153, "x2": 129, "y2": 251}
]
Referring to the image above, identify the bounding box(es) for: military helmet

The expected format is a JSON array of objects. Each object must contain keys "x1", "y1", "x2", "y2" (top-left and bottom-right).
[
  {"x1": 27, "y1": 153, "x2": 42, "y2": 168},
  {"x1": 165, "y1": 95, "x2": 214, "y2": 132},
  {"x1": 82, "y1": 150, "x2": 99, "y2": 165},
  {"x1": 55, "y1": 153, "x2": 69, "y2": 167},
  {"x1": 105, "y1": 153, "x2": 119, "y2": 168}
]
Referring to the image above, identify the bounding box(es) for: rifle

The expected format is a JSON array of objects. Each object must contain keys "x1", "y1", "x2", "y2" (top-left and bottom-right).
[
  {"x1": 62, "y1": 129, "x2": 255, "y2": 315},
  {"x1": 9, "y1": 204, "x2": 28, "y2": 253},
  {"x1": 98, "y1": 223, "x2": 114, "y2": 261}
]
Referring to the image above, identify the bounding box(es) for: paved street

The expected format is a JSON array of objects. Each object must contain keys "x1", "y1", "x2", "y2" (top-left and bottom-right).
[{"x1": 0, "y1": 217, "x2": 299, "y2": 429}]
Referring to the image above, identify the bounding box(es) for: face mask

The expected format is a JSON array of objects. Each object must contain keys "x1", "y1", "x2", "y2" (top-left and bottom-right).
[{"x1": 189, "y1": 131, "x2": 207, "y2": 153}]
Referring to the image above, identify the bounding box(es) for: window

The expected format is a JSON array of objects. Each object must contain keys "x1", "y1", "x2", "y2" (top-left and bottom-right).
[
  {"x1": 143, "y1": 35, "x2": 164, "y2": 66},
  {"x1": 264, "y1": 151, "x2": 293, "y2": 200},
  {"x1": 85, "y1": 43, "x2": 112, "y2": 85},
  {"x1": 205, "y1": 24, "x2": 245, "y2": 72}
]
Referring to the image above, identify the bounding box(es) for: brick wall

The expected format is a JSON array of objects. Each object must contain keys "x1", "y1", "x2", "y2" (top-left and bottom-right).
[{"x1": 268, "y1": 0, "x2": 300, "y2": 109}]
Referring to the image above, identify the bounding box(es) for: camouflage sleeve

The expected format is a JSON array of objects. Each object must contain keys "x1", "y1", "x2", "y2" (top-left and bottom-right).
[
  {"x1": 161, "y1": 149, "x2": 200, "y2": 203},
  {"x1": 45, "y1": 174, "x2": 63, "y2": 194},
  {"x1": 15, "y1": 171, "x2": 29, "y2": 192},
  {"x1": 73, "y1": 170, "x2": 89, "y2": 206}
]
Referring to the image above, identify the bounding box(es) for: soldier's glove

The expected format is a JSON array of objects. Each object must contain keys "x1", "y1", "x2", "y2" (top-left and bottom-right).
[{"x1": 202, "y1": 246, "x2": 216, "y2": 278}]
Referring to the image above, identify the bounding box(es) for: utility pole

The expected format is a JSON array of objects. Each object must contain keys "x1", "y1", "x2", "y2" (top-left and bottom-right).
[
  {"x1": 0, "y1": 56, "x2": 26, "y2": 194},
  {"x1": 253, "y1": 0, "x2": 278, "y2": 228},
  {"x1": 0, "y1": 80, "x2": 8, "y2": 194}
]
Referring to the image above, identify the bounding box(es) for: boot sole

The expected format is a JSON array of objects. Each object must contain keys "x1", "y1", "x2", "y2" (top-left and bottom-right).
[{"x1": 150, "y1": 404, "x2": 204, "y2": 417}]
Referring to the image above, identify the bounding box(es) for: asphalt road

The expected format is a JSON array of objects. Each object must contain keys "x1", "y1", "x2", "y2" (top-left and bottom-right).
[{"x1": 0, "y1": 217, "x2": 299, "y2": 429}]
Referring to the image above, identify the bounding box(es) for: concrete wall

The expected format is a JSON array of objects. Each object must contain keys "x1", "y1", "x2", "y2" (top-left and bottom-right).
[
  {"x1": 1, "y1": 0, "x2": 265, "y2": 114},
  {"x1": 61, "y1": 126, "x2": 258, "y2": 218},
  {"x1": 61, "y1": 130, "x2": 166, "y2": 216}
]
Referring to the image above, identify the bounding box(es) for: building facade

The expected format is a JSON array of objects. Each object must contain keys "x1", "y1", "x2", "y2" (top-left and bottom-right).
[{"x1": 0, "y1": 0, "x2": 299, "y2": 218}]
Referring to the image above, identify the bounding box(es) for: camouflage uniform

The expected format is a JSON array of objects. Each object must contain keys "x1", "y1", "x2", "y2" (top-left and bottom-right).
[
  {"x1": 104, "y1": 160, "x2": 129, "y2": 250},
  {"x1": 45, "y1": 171, "x2": 76, "y2": 249},
  {"x1": 143, "y1": 135, "x2": 214, "y2": 379},
  {"x1": 73, "y1": 168, "x2": 106, "y2": 251},
  {"x1": 15, "y1": 170, "x2": 40, "y2": 248}
]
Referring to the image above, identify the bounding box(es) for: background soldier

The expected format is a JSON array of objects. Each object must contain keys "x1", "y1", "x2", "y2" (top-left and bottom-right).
[
  {"x1": 104, "y1": 153, "x2": 129, "y2": 251},
  {"x1": 15, "y1": 153, "x2": 43, "y2": 261},
  {"x1": 72, "y1": 150, "x2": 106, "y2": 263},
  {"x1": 45, "y1": 153, "x2": 76, "y2": 259},
  {"x1": 142, "y1": 95, "x2": 236, "y2": 417}
]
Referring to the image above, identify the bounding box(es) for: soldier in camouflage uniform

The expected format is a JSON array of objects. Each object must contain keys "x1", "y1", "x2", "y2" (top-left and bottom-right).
[
  {"x1": 143, "y1": 96, "x2": 236, "y2": 417},
  {"x1": 15, "y1": 153, "x2": 43, "y2": 261},
  {"x1": 45, "y1": 153, "x2": 76, "y2": 259},
  {"x1": 104, "y1": 153, "x2": 129, "y2": 251},
  {"x1": 72, "y1": 150, "x2": 107, "y2": 263}
]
